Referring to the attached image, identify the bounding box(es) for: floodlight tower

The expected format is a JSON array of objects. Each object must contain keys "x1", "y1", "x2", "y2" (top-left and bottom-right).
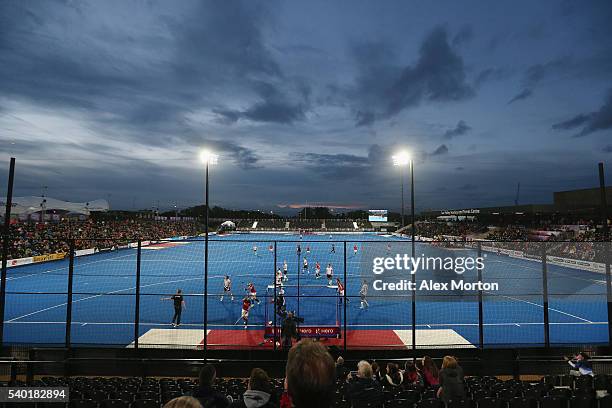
[{"x1": 200, "y1": 150, "x2": 218, "y2": 351}]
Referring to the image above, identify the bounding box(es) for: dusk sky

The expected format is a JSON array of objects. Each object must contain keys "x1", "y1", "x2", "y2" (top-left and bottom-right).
[{"x1": 1, "y1": 0, "x2": 612, "y2": 214}]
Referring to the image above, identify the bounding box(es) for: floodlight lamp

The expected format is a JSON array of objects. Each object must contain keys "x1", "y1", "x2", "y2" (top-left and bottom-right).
[
  {"x1": 199, "y1": 150, "x2": 218, "y2": 165},
  {"x1": 392, "y1": 151, "x2": 411, "y2": 166}
]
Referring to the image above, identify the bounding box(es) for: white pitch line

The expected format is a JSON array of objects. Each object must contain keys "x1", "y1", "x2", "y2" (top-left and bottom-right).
[
  {"x1": 494, "y1": 293, "x2": 593, "y2": 323},
  {"x1": 7, "y1": 275, "x2": 209, "y2": 322}
]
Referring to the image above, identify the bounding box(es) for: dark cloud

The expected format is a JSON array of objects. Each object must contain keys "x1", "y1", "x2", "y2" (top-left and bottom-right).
[
  {"x1": 552, "y1": 89, "x2": 612, "y2": 137},
  {"x1": 474, "y1": 67, "x2": 509, "y2": 87},
  {"x1": 443, "y1": 120, "x2": 471, "y2": 139},
  {"x1": 431, "y1": 144, "x2": 449, "y2": 156},
  {"x1": 508, "y1": 89, "x2": 533, "y2": 104},
  {"x1": 551, "y1": 113, "x2": 594, "y2": 130},
  {"x1": 456, "y1": 167, "x2": 465, "y2": 171},
  {"x1": 603, "y1": 145, "x2": 612, "y2": 153},
  {"x1": 349, "y1": 26, "x2": 473, "y2": 126},
  {"x1": 460, "y1": 183, "x2": 477, "y2": 190},
  {"x1": 452, "y1": 26, "x2": 473, "y2": 46}
]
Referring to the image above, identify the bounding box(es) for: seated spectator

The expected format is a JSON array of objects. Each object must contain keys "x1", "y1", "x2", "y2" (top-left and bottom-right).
[
  {"x1": 164, "y1": 396, "x2": 203, "y2": 408},
  {"x1": 230, "y1": 368, "x2": 277, "y2": 408},
  {"x1": 345, "y1": 361, "x2": 384, "y2": 408},
  {"x1": 403, "y1": 361, "x2": 423, "y2": 386},
  {"x1": 371, "y1": 362, "x2": 382, "y2": 383},
  {"x1": 285, "y1": 339, "x2": 336, "y2": 408},
  {"x1": 421, "y1": 356, "x2": 439, "y2": 387},
  {"x1": 193, "y1": 364, "x2": 230, "y2": 408},
  {"x1": 336, "y1": 356, "x2": 348, "y2": 380},
  {"x1": 437, "y1": 356, "x2": 465, "y2": 404},
  {"x1": 565, "y1": 352, "x2": 594, "y2": 376},
  {"x1": 382, "y1": 363, "x2": 403, "y2": 388}
]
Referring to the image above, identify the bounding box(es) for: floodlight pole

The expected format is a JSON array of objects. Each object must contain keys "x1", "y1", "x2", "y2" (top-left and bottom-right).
[
  {"x1": 204, "y1": 160, "x2": 210, "y2": 353},
  {"x1": 401, "y1": 167, "x2": 405, "y2": 229}
]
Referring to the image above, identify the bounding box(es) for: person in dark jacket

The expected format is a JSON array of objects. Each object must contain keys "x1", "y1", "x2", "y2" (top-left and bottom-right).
[
  {"x1": 193, "y1": 364, "x2": 230, "y2": 408},
  {"x1": 230, "y1": 368, "x2": 277, "y2": 408},
  {"x1": 383, "y1": 363, "x2": 403, "y2": 388},
  {"x1": 336, "y1": 357, "x2": 348, "y2": 381},
  {"x1": 437, "y1": 356, "x2": 465, "y2": 404},
  {"x1": 281, "y1": 312, "x2": 298, "y2": 349},
  {"x1": 345, "y1": 361, "x2": 384, "y2": 408}
]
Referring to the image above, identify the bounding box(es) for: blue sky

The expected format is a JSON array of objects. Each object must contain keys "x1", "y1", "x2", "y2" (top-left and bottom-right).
[{"x1": 1, "y1": 0, "x2": 612, "y2": 213}]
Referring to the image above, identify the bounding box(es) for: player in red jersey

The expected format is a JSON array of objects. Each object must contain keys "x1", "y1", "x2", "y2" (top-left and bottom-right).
[
  {"x1": 241, "y1": 297, "x2": 251, "y2": 329},
  {"x1": 246, "y1": 282, "x2": 260, "y2": 305}
]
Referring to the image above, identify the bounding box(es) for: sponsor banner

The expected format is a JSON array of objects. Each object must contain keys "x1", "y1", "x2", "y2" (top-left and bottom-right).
[
  {"x1": 264, "y1": 325, "x2": 340, "y2": 338},
  {"x1": 32, "y1": 253, "x2": 65, "y2": 263},
  {"x1": 75, "y1": 248, "x2": 96, "y2": 257},
  {"x1": 7, "y1": 257, "x2": 34, "y2": 268},
  {"x1": 546, "y1": 256, "x2": 605, "y2": 274},
  {"x1": 481, "y1": 246, "x2": 524, "y2": 258}
]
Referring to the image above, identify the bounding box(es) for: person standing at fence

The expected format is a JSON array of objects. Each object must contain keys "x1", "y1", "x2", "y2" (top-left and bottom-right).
[
  {"x1": 161, "y1": 289, "x2": 186, "y2": 327},
  {"x1": 359, "y1": 280, "x2": 369, "y2": 309}
]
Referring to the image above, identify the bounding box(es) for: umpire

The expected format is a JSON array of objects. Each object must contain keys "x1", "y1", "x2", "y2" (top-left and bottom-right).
[{"x1": 281, "y1": 311, "x2": 299, "y2": 349}]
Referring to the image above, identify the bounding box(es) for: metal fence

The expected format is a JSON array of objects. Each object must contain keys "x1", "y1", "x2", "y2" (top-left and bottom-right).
[{"x1": 1, "y1": 238, "x2": 610, "y2": 350}]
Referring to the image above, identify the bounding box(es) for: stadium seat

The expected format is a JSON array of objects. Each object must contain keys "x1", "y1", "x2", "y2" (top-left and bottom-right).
[
  {"x1": 386, "y1": 399, "x2": 413, "y2": 408},
  {"x1": 570, "y1": 395, "x2": 594, "y2": 408},
  {"x1": 101, "y1": 400, "x2": 131, "y2": 408},
  {"x1": 417, "y1": 399, "x2": 444, "y2": 408},
  {"x1": 447, "y1": 400, "x2": 471, "y2": 408},
  {"x1": 136, "y1": 392, "x2": 158, "y2": 401},
  {"x1": 541, "y1": 395, "x2": 568, "y2": 408},
  {"x1": 550, "y1": 388, "x2": 573, "y2": 399},
  {"x1": 353, "y1": 400, "x2": 384, "y2": 408},
  {"x1": 476, "y1": 397, "x2": 500, "y2": 408},
  {"x1": 397, "y1": 389, "x2": 420, "y2": 404},
  {"x1": 70, "y1": 400, "x2": 99, "y2": 408},
  {"x1": 508, "y1": 396, "x2": 537, "y2": 408},
  {"x1": 598, "y1": 394, "x2": 612, "y2": 408}
]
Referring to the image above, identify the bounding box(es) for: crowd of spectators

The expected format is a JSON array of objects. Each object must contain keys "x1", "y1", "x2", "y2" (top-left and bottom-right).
[
  {"x1": 4, "y1": 219, "x2": 201, "y2": 260},
  {"x1": 170, "y1": 340, "x2": 465, "y2": 408}
]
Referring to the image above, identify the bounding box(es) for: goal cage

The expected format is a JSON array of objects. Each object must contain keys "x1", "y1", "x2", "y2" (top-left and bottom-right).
[{"x1": 264, "y1": 283, "x2": 342, "y2": 339}]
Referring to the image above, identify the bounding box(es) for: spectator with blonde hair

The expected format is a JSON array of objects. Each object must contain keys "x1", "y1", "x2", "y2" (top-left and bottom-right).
[
  {"x1": 345, "y1": 360, "x2": 383, "y2": 408},
  {"x1": 164, "y1": 396, "x2": 203, "y2": 408},
  {"x1": 437, "y1": 356, "x2": 465, "y2": 404}
]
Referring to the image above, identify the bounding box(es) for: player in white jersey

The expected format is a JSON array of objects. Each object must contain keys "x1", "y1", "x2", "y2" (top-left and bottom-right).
[
  {"x1": 314, "y1": 261, "x2": 321, "y2": 279},
  {"x1": 283, "y1": 260, "x2": 288, "y2": 281},
  {"x1": 253, "y1": 245, "x2": 258, "y2": 256},
  {"x1": 359, "y1": 279, "x2": 369, "y2": 309},
  {"x1": 303, "y1": 257, "x2": 309, "y2": 274},
  {"x1": 276, "y1": 268, "x2": 284, "y2": 286},
  {"x1": 326, "y1": 263, "x2": 334, "y2": 285},
  {"x1": 221, "y1": 275, "x2": 234, "y2": 302}
]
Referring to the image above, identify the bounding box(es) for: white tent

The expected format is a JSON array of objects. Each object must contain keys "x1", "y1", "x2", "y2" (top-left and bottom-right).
[
  {"x1": 0, "y1": 196, "x2": 109, "y2": 215},
  {"x1": 219, "y1": 220, "x2": 236, "y2": 230}
]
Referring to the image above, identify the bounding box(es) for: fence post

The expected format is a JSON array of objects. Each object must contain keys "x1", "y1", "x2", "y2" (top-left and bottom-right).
[
  {"x1": 134, "y1": 240, "x2": 141, "y2": 349},
  {"x1": 411, "y1": 241, "x2": 416, "y2": 354},
  {"x1": 604, "y1": 241, "x2": 612, "y2": 346},
  {"x1": 542, "y1": 243, "x2": 550, "y2": 347},
  {"x1": 0, "y1": 157, "x2": 15, "y2": 347},
  {"x1": 477, "y1": 242, "x2": 484, "y2": 349},
  {"x1": 65, "y1": 239, "x2": 75, "y2": 348},
  {"x1": 343, "y1": 241, "x2": 347, "y2": 352},
  {"x1": 273, "y1": 241, "x2": 277, "y2": 352},
  {"x1": 297, "y1": 244, "x2": 301, "y2": 329}
]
